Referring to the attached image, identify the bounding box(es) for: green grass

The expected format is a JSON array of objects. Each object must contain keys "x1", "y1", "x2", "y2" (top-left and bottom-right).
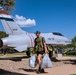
[
  {"x1": 71, "y1": 74, "x2": 76, "y2": 75},
  {"x1": 0, "y1": 54, "x2": 4, "y2": 56},
  {"x1": 63, "y1": 54, "x2": 76, "y2": 57},
  {"x1": 0, "y1": 53, "x2": 26, "y2": 56}
]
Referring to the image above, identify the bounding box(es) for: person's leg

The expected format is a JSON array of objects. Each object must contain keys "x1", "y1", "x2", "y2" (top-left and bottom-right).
[
  {"x1": 37, "y1": 54, "x2": 42, "y2": 73},
  {"x1": 38, "y1": 54, "x2": 42, "y2": 65}
]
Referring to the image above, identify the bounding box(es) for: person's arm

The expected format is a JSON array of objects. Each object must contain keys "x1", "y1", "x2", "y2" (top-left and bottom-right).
[{"x1": 43, "y1": 42, "x2": 48, "y2": 53}]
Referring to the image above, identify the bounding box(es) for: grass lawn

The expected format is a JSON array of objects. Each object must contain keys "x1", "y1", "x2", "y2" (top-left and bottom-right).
[
  {"x1": 63, "y1": 54, "x2": 76, "y2": 57},
  {"x1": 71, "y1": 74, "x2": 76, "y2": 75},
  {"x1": 0, "y1": 53, "x2": 26, "y2": 56}
]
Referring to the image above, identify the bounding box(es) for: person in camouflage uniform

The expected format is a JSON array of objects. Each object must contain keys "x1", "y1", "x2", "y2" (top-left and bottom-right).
[{"x1": 33, "y1": 31, "x2": 48, "y2": 74}]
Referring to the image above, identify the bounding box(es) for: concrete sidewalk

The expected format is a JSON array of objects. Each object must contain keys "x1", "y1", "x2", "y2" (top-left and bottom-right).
[
  {"x1": 18, "y1": 64, "x2": 76, "y2": 75},
  {"x1": 0, "y1": 56, "x2": 76, "y2": 75},
  {"x1": 19, "y1": 56, "x2": 76, "y2": 75}
]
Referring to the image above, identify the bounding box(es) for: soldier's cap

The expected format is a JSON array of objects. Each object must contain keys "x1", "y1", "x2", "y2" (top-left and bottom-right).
[{"x1": 35, "y1": 31, "x2": 41, "y2": 34}]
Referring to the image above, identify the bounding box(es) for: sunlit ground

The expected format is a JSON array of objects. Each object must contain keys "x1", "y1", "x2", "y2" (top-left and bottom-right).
[{"x1": 63, "y1": 54, "x2": 76, "y2": 57}]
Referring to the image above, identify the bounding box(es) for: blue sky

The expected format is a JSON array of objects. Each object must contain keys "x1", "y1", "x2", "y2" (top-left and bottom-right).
[{"x1": 0, "y1": 0, "x2": 76, "y2": 39}]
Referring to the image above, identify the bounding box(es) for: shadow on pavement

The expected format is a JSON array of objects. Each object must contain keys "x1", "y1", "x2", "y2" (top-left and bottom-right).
[
  {"x1": 19, "y1": 68, "x2": 36, "y2": 72},
  {"x1": 61, "y1": 59, "x2": 76, "y2": 65},
  {"x1": 0, "y1": 69, "x2": 29, "y2": 75},
  {"x1": 50, "y1": 57, "x2": 60, "y2": 62},
  {"x1": 20, "y1": 68, "x2": 48, "y2": 74},
  {"x1": 0, "y1": 56, "x2": 29, "y2": 62}
]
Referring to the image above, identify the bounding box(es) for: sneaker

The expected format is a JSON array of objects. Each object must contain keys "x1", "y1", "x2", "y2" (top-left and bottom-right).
[
  {"x1": 36, "y1": 70, "x2": 40, "y2": 74},
  {"x1": 40, "y1": 68, "x2": 45, "y2": 73},
  {"x1": 39, "y1": 67, "x2": 41, "y2": 72}
]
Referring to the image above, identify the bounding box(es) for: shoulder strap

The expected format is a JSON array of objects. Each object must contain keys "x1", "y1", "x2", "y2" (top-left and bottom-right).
[
  {"x1": 42, "y1": 37, "x2": 45, "y2": 43},
  {"x1": 41, "y1": 37, "x2": 45, "y2": 46}
]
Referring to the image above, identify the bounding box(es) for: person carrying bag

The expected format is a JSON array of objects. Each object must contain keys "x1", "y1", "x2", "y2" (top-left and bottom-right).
[
  {"x1": 33, "y1": 31, "x2": 48, "y2": 74},
  {"x1": 41, "y1": 54, "x2": 53, "y2": 69}
]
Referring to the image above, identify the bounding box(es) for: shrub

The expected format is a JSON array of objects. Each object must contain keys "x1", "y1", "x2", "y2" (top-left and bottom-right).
[{"x1": 66, "y1": 51, "x2": 76, "y2": 55}]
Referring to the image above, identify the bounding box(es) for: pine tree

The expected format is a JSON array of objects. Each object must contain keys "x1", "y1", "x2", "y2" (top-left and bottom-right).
[{"x1": 0, "y1": 0, "x2": 15, "y2": 14}]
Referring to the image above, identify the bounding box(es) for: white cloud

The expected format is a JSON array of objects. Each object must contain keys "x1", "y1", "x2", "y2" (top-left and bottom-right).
[{"x1": 14, "y1": 15, "x2": 36, "y2": 27}]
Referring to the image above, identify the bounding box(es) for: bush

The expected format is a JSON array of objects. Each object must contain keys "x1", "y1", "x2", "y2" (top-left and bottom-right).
[{"x1": 66, "y1": 51, "x2": 76, "y2": 55}]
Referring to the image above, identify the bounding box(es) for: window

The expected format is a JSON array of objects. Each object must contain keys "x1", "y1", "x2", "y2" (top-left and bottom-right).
[{"x1": 52, "y1": 32, "x2": 64, "y2": 36}]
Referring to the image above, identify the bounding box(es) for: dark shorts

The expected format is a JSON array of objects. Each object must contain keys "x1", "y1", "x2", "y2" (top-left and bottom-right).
[{"x1": 37, "y1": 50, "x2": 45, "y2": 56}]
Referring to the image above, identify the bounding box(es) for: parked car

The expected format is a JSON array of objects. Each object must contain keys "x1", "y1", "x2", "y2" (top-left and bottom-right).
[{"x1": 57, "y1": 48, "x2": 65, "y2": 54}]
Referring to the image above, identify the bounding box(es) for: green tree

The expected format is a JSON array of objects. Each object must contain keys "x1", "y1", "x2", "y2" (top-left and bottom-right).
[
  {"x1": 0, "y1": 31, "x2": 8, "y2": 38},
  {"x1": 0, "y1": 0, "x2": 15, "y2": 14},
  {"x1": 72, "y1": 36, "x2": 76, "y2": 50},
  {"x1": 72, "y1": 36, "x2": 76, "y2": 44},
  {"x1": 65, "y1": 36, "x2": 76, "y2": 50}
]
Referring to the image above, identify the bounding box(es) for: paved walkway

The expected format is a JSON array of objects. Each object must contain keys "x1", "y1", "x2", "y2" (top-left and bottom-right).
[
  {"x1": 18, "y1": 64, "x2": 76, "y2": 75},
  {"x1": 18, "y1": 56, "x2": 76, "y2": 75},
  {"x1": 0, "y1": 56, "x2": 76, "y2": 75}
]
